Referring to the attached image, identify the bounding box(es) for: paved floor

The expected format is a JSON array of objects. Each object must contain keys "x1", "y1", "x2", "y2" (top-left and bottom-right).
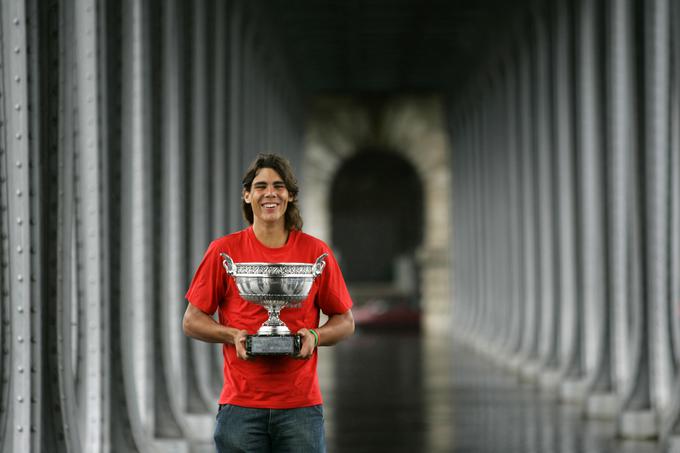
[
  {"x1": 318, "y1": 331, "x2": 663, "y2": 453},
  {"x1": 192, "y1": 330, "x2": 665, "y2": 452}
]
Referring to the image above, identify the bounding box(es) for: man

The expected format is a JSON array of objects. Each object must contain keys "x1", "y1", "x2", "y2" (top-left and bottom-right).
[{"x1": 183, "y1": 153, "x2": 355, "y2": 452}]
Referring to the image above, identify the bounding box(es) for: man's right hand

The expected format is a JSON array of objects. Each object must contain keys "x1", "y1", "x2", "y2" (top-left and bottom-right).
[{"x1": 233, "y1": 329, "x2": 250, "y2": 360}]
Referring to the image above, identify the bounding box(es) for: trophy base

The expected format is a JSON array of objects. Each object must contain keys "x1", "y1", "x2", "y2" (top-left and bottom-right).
[{"x1": 246, "y1": 334, "x2": 301, "y2": 356}]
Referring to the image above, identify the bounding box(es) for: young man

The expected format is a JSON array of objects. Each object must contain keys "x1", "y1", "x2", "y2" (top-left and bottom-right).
[{"x1": 183, "y1": 153, "x2": 355, "y2": 452}]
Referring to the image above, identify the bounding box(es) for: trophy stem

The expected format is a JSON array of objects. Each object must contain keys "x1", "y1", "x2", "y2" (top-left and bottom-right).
[{"x1": 258, "y1": 305, "x2": 291, "y2": 335}]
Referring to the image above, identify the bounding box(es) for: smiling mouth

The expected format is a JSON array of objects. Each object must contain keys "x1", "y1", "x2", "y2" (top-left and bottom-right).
[{"x1": 262, "y1": 203, "x2": 278, "y2": 208}]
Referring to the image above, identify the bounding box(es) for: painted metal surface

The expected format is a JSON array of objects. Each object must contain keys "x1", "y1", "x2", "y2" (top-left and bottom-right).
[
  {"x1": 5, "y1": 0, "x2": 680, "y2": 450},
  {"x1": 0, "y1": 0, "x2": 302, "y2": 451},
  {"x1": 449, "y1": 0, "x2": 680, "y2": 444}
]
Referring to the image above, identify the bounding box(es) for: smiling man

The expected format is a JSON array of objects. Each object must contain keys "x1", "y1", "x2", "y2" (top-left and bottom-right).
[{"x1": 183, "y1": 153, "x2": 355, "y2": 453}]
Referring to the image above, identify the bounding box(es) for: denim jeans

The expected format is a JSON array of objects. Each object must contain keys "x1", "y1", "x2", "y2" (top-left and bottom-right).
[{"x1": 214, "y1": 404, "x2": 326, "y2": 453}]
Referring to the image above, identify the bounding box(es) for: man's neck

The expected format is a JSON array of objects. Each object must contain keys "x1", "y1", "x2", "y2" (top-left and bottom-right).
[{"x1": 252, "y1": 221, "x2": 289, "y2": 248}]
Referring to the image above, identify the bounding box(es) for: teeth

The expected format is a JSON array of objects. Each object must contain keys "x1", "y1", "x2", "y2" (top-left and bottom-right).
[{"x1": 263, "y1": 204, "x2": 276, "y2": 208}]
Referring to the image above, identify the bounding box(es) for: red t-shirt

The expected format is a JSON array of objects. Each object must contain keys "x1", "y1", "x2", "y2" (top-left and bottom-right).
[{"x1": 185, "y1": 226, "x2": 353, "y2": 409}]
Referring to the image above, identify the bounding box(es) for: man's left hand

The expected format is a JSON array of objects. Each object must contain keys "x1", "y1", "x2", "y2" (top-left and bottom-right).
[{"x1": 296, "y1": 328, "x2": 317, "y2": 359}]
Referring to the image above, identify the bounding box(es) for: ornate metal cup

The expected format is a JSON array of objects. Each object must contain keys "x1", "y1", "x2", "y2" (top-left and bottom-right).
[{"x1": 221, "y1": 253, "x2": 327, "y2": 355}]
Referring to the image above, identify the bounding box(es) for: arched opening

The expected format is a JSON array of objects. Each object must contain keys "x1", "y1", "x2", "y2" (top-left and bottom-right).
[{"x1": 330, "y1": 149, "x2": 424, "y2": 327}]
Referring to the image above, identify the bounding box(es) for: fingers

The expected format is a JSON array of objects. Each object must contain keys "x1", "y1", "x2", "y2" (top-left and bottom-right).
[
  {"x1": 234, "y1": 330, "x2": 251, "y2": 360},
  {"x1": 296, "y1": 329, "x2": 316, "y2": 359}
]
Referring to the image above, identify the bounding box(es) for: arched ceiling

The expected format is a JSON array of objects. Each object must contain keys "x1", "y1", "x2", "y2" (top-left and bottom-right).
[{"x1": 265, "y1": 0, "x2": 532, "y2": 95}]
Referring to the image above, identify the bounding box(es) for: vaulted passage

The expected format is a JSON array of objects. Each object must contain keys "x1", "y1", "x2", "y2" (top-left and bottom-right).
[
  {"x1": 331, "y1": 150, "x2": 423, "y2": 285},
  {"x1": 3, "y1": 0, "x2": 680, "y2": 452}
]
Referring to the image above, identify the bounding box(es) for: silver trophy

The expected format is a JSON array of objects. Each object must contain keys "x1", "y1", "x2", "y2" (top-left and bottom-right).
[{"x1": 221, "y1": 252, "x2": 328, "y2": 356}]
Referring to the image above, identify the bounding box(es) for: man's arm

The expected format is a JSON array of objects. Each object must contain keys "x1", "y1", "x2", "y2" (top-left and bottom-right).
[
  {"x1": 182, "y1": 303, "x2": 250, "y2": 359},
  {"x1": 297, "y1": 309, "x2": 355, "y2": 358},
  {"x1": 317, "y1": 310, "x2": 355, "y2": 346}
]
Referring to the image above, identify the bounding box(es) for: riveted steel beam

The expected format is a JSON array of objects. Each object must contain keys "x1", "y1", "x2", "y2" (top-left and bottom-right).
[
  {"x1": 158, "y1": 0, "x2": 196, "y2": 443},
  {"x1": 559, "y1": 0, "x2": 589, "y2": 401},
  {"x1": 73, "y1": 0, "x2": 109, "y2": 449},
  {"x1": 228, "y1": 0, "x2": 244, "y2": 232},
  {"x1": 608, "y1": 0, "x2": 636, "y2": 400},
  {"x1": 517, "y1": 36, "x2": 540, "y2": 367},
  {"x1": 551, "y1": 0, "x2": 579, "y2": 387},
  {"x1": 645, "y1": 0, "x2": 672, "y2": 415},
  {"x1": 533, "y1": 12, "x2": 557, "y2": 375},
  {"x1": 52, "y1": 0, "x2": 81, "y2": 449},
  {"x1": 118, "y1": 0, "x2": 156, "y2": 449},
  {"x1": 503, "y1": 54, "x2": 523, "y2": 359},
  {"x1": 573, "y1": 0, "x2": 613, "y2": 416},
  {"x1": 1, "y1": 0, "x2": 35, "y2": 451},
  {"x1": 0, "y1": 4, "x2": 11, "y2": 449},
  {"x1": 212, "y1": 0, "x2": 229, "y2": 238},
  {"x1": 187, "y1": 0, "x2": 223, "y2": 415},
  {"x1": 663, "y1": 0, "x2": 680, "y2": 443}
]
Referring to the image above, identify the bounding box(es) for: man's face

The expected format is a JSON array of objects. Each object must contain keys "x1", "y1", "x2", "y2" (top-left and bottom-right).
[{"x1": 243, "y1": 167, "x2": 291, "y2": 227}]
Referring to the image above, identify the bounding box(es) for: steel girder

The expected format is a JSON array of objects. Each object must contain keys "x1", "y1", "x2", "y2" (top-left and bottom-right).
[
  {"x1": 449, "y1": 0, "x2": 680, "y2": 444},
  {"x1": 0, "y1": 0, "x2": 303, "y2": 452}
]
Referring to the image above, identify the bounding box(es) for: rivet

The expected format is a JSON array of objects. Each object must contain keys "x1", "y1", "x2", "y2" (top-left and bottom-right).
[
  {"x1": 17, "y1": 425, "x2": 23, "y2": 432},
  {"x1": 13, "y1": 18, "x2": 20, "y2": 25},
  {"x1": 17, "y1": 217, "x2": 22, "y2": 225},
  {"x1": 17, "y1": 396, "x2": 23, "y2": 403},
  {"x1": 14, "y1": 47, "x2": 20, "y2": 54},
  {"x1": 14, "y1": 104, "x2": 20, "y2": 111},
  {"x1": 16, "y1": 189, "x2": 22, "y2": 196},
  {"x1": 15, "y1": 132, "x2": 22, "y2": 140},
  {"x1": 16, "y1": 161, "x2": 22, "y2": 168},
  {"x1": 17, "y1": 306, "x2": 23, "y2": 313},
  {"x1": 16, "y1": 246, "x2": 22, "y2": 254},
  {"x1": 17, "y1": 274, "x2": 23, "y2": 281},
  {"x1": 17, "y1": 336, "x2": 23, "y2": 343},
  {"x1": 14, "y1": 76, "x2": 20, "y2": 83},
  {"x1": 18, "y1": 366, "x2": 24, "y2": 373}
]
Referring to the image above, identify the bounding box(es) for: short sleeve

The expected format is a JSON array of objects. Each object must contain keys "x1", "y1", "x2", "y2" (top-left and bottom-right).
[
  {"x1": 316, "y1": 247, "x2": 353, "y2": 315},
  {"x1": 185, "y1": 241, "x2": 228, "y2": 315}
]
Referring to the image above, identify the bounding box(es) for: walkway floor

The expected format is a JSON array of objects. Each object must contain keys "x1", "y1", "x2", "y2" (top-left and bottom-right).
[
  {"x1": 319, "y1": 331, "x2": 663, "y2": 453},
  {"x1": 191, "y1": 331, "x2": 665, "y2": 452}
]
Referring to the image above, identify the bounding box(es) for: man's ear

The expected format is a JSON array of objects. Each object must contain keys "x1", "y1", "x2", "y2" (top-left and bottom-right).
[{"x1": 243, "y1": 190, "x2": 251, "y2": 204}]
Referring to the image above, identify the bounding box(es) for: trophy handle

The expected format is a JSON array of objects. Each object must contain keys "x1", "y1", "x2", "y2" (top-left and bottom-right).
[
  {"x1": 312, "y1": 253, "x2": 328, "y2": 277},
  {"x1": 220, "y1": 253, "x2": 236, "y2": 275}
]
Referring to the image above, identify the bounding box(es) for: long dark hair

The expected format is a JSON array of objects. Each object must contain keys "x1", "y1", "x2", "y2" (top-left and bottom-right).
[{"x1": 241, "y1": 153, "x2": 303, "y2": 231}]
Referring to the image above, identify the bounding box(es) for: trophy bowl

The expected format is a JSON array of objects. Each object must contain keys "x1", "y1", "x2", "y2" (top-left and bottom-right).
[{"x1": 221, "y1": 253, "x2": 327, "y2": 355}]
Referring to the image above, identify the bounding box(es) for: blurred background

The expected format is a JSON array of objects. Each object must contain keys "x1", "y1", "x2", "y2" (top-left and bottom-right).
[{"x1": 2, "y1": 0, "x2": 680, "y2": 451}]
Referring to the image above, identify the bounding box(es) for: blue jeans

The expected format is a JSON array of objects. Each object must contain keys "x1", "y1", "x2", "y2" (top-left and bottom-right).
[{"x1": 214, "y1": 404, "x2": 326, "y2": 453}]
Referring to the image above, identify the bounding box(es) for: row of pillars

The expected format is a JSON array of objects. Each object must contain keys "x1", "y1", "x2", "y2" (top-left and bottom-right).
[
  {"x1": 450, "y1": 0, "x2": 680, "y2": 446},
  {"x1": 0, "y1": 0, "x2": 302, "y2": 452}
]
